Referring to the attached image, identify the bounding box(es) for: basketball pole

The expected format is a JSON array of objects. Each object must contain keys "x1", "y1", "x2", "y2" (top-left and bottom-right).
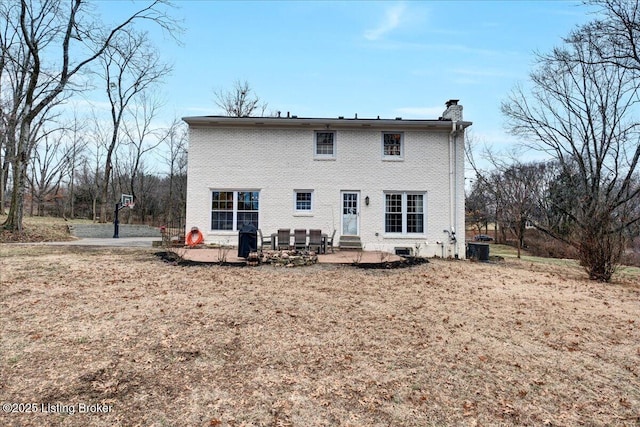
[{"x1": 113, "y1": 202, "x2": 130, "y2": 238}]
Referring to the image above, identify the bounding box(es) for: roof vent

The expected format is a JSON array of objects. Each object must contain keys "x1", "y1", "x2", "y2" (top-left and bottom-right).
[
  {"x1": 291, "y1": 115, "x2": 298, "y2": 118},
  {"x1": 395, "y1": 117, "x2": 402, "y2": 120},
  {"x1": 338, "y1": 116, "x2": 344, "y2": 119},
  {"x1": 445, "y1": 99, "x2": 459, "y2": 108}
]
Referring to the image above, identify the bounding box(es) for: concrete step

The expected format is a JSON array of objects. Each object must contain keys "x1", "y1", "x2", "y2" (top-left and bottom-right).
[{"x1": 339, "y1": 236, "x2": 362, "y2": 250}]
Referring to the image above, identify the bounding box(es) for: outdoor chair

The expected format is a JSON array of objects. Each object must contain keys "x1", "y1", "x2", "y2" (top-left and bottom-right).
[
  {"x1": 308, "y1": 229, "x2": 323, "y2": 253},
  {"x1": 258, "y1": 229, "x2": 271, "y2": 251},
  {"x1": 294, "y1": 229, "x2": 307, "y2": 251},
  {"x1": 277, "y1": 228, "x2": 291, "y2": 250},
  {"x1": 326, "y1": 229, "x2": 336, "y2": 253}
]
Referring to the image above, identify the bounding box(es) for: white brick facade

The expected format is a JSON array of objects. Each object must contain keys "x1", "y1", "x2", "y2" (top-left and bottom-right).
[{"x1": 184, "y1": 101, "x2": 470, "y2": 258}]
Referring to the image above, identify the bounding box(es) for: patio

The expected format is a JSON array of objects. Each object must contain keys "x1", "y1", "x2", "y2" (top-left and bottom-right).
[{"x1": 177, "y1": 247, "x2": 404, "y2": 265}]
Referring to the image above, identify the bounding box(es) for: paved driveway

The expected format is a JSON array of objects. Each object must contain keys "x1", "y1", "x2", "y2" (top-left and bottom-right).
[{"x1": 35, "y1": 237, "x2": 159, "y2": 247}]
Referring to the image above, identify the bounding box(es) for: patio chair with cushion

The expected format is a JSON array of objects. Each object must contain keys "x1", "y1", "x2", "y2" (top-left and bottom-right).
[
  {"x1": 294, "y1": 229, "x2": 307, "y2": 251},
  {"x1": 308, "y1": 229, "x2": 323, "y2": 253},
  {"x1": 277, "y1": 228, "x2": 291, "y2": 250},
  {"x1": 258, "y1": 229, "x2": 271, "y2": 251},
  {"x1": 326, "y1": 229, "x2": 336, "y2": 253}
]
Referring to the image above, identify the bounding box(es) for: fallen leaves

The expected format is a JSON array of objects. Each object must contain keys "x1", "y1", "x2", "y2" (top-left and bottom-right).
[
  {"x1": 0, "y1": 249, "x2": 638, "y2": 427},
  {"x1": 462, "y1": 400, "x2": 477, "y2": 417}
]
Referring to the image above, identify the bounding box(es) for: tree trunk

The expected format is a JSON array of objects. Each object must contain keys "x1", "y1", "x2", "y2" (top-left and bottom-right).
[
  {"x1": 0, "y1": 151, "x2": 6, "y2": 215},
  {"x1": 31, "y1": 183, "x2": 36, "y2": 216},
  {"x1": 3, "y1": 162, "x2": 20, "y2": 231},
  {"x1": 2, "y1": 120, "x2": 32, "y2": 231},
  {"x1": 69, "y1": 142, "x2": 76, "y2": 218},
  {"x1": 167, "y1": 170, "x2": 174, "y2": 225},
  {"x1": 99, "y1": 155, "x2": 113, "y2": 223}
]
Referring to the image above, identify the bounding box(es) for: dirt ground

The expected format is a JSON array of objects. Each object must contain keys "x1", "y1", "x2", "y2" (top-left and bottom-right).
[{"x1": 1, "y1": 245, "x2": 639, "y2": 427}]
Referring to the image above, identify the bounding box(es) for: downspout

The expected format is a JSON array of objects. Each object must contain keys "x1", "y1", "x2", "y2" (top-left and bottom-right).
[{"x1": 449, "y1": 120, "x2": 459, "y2": 258}]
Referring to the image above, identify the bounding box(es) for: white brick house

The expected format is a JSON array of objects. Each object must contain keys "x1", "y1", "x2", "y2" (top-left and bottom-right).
[{"x1": 183, "y1": 100, "x2": 471, "y2": 258}]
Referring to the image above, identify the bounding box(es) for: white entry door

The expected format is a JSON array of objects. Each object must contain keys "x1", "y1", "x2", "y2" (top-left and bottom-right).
[{"x1": 341, "y1": 191, "x2": 359, "y2": 235}]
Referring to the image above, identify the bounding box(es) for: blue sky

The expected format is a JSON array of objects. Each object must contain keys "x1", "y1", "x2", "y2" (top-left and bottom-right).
[{"x1": 97, "y1": 0, "x2": 595, "y2": 153}]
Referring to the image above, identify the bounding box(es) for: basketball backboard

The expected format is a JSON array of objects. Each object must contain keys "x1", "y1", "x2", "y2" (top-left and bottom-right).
[{"x1": 121, "y1": 194, "x2": 134, "y2": 207}]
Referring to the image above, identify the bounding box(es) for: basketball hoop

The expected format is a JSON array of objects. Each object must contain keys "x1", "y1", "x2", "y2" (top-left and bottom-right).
[
  {"x1": 113, "y1": 194, "x2": 134, "y2": 239},
  {"x1": 121, "y1": 194, "x2": 133, "y2": 205}
]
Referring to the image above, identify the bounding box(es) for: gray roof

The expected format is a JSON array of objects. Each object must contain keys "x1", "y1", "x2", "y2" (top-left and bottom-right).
[{"x1": 182, "y1": 115, "x2": 472, "y2": 130}]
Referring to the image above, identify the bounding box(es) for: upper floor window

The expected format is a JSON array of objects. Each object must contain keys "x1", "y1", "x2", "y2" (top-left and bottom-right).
[
  {"x1": 315, "y1": 131, "x2": 336, "y2": 158},
  {"x1": 383, "y1": 132, "x2": 403, "y2": 159}
]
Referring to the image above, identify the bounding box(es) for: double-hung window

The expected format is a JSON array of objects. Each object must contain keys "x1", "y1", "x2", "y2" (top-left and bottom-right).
[
  {"x1": 382, "y1": 132, "x2": 403, "y2": 159},
  {"x1": 406, "y1": 194, "x2": 425, "y2": 233},
  {"x1": 211, "y1": 190, "x2": 259, "y2": 230},
  {"x1": 315, "y1": 131, "x2": 336, "y2": 159},
  {"x1": 384, "y1": 192, "x2": 425, "y2": 234},
  {"x1": 385, "y1": 193, "x2": 403, "y2": 233},
  {"x1": 294, "y1": 190, "x2": 313, "y2": 213}
]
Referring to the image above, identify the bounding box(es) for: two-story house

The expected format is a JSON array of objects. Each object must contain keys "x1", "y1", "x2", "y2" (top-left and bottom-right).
[{"x1": 183, "y1": 99, "x2": 471, "y2": 258}]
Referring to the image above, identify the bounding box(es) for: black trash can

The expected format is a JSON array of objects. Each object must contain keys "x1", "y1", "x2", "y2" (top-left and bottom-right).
[
  {"x1": 238, "y1": 223, "x2": 258, "y2": 258},
  {"x1": 467, "y1": 242, "x2": 490, "y2": 261}
]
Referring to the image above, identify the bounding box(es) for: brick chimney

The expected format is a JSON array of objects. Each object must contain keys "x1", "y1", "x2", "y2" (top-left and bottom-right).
[{"x1": 442, "y1": 99, "x2": 463, "y2": 121}]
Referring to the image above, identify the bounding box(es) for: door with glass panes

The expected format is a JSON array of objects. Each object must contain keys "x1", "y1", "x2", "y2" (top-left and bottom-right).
[{"x1": 341, "y1": 191, "x2": 359, "y2": 235}]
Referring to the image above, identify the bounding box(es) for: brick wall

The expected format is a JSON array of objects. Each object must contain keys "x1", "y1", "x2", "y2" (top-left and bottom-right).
[{"x1": 186, "y1": 123, "x2": 466, "y2": 258}]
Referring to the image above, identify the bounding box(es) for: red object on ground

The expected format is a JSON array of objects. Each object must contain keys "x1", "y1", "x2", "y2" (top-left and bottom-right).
[{"x1": 186, "y1": 227, "x2": 204, "y2": 246}]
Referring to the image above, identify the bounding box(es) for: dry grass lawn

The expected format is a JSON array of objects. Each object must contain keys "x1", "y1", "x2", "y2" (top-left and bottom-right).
[
  {"x1": 1, "y1": 244, "x2": 639, "y2": 427},
  {"x1": 0, "y1": 215, "x2": 79, "y2": 243}
]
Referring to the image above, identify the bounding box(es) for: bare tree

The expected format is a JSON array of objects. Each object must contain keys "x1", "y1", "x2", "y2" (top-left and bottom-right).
[
  {"x1": 571, "y1": 0, "x2": 640, "y2": 77},
  {"x1": 27, "y1": 126, "x2": 74, "y2": 216},
  {"x1": 96, "y1": 29, "x2": 172, "y2": 223},
  {"x1": 497, "y1": 162, "x2": 547, "y2": 258},
  {"x1": 502, "y1": 30, "x2": 640, "y2": 281},
  {"x1": 65, "y1": 111, "x2": 87, "y2": 218},
  {"x1": 85, "y1": 110, "x2": 111, "y2": 221},
  {"x1": 0, "y1": 122, "x2": 7, "y2": 214},
  {"x1": 116, "y1": 92, "x2": 168, "y2": 223},
  {"x1": 0, "y1": 1, "x2": 21, "y2": 216},
  {"x1": 161, "y1": 118, "x2": 187, "y2": 224},
  {"x1": 465, "y1": 140, "x2": 548, "y2": 258},
  {"x1": 465, "y1": 178, "x2": 492, "y2": 236},
  {"x1": 0, "y1": 0, "x2": 179, "y2": 231},
  {"x1": 214, "y1": 80, "x2": 268, "y2": 117}
]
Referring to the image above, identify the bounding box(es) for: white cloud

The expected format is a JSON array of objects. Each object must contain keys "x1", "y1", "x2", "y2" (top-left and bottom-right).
[{"x1": 364, "y1": 3, "x2": 407, "y2": 41}]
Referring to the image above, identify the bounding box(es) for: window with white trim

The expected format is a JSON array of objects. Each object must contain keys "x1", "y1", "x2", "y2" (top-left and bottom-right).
[
  {"x1": 294, "y1": 190, "x2": 313, "y2": 212},
  {"x1": 211, "y1": 190, "x2": 259, "y2": 230},
  {"x1": 315, "y1": 131, "x2": 335, "y2": 158},
  {"x1": 384, "y1": 192, "x2": 425, "y2": 234},
  {"x1": 382, "y1": 132, "x2": 403, "y2": 159}
]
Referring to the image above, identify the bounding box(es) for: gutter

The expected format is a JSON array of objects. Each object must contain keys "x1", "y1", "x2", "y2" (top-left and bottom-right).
[{"x1": 449, "y1": 120, "x2": 459, "y2": 258}]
